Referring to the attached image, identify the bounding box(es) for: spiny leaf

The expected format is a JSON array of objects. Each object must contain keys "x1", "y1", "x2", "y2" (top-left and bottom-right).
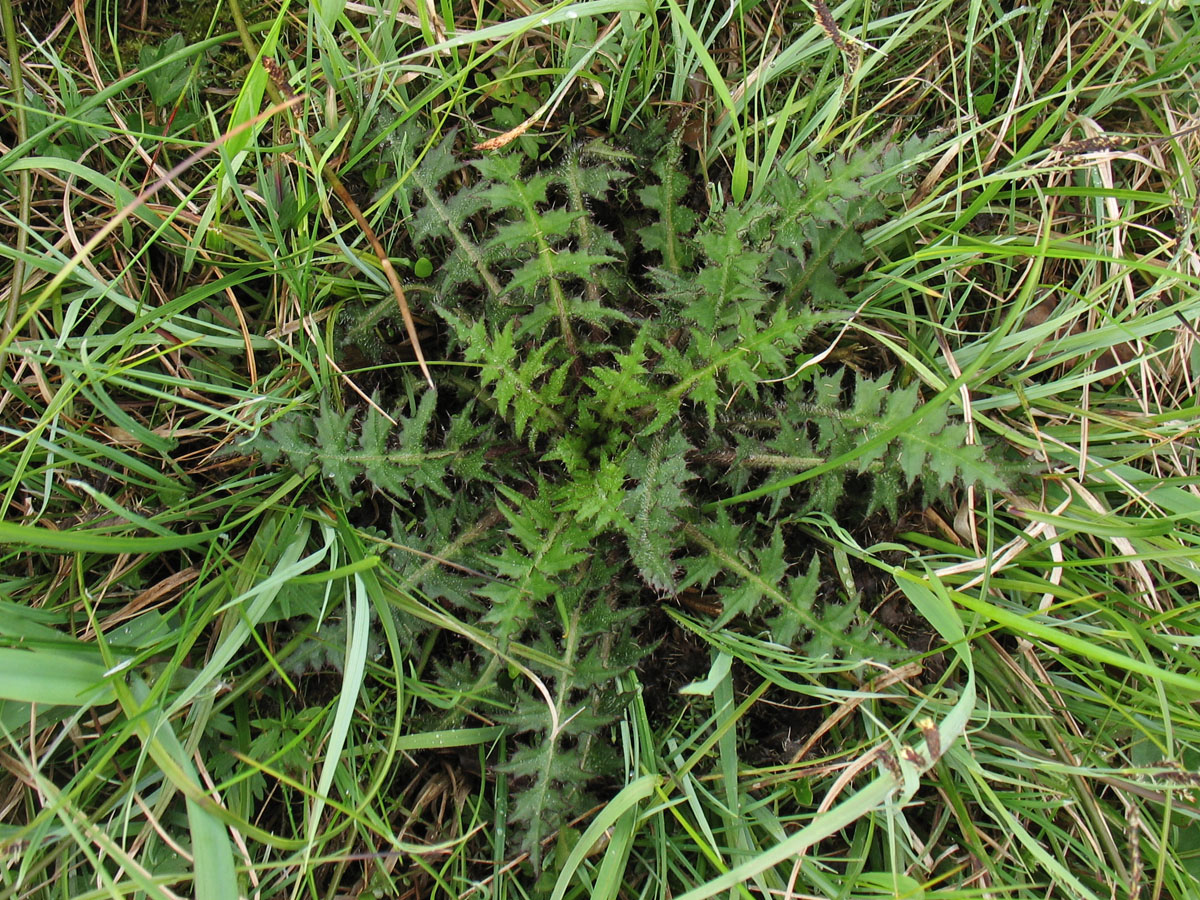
[
  {"x1": 637, "y1": 141, "x2": 697, "y2": 272},
  {"x1": 558, "y1": 141, "x2": 629, "y2": 307},
  {"x1": 621, "y1": 431, "x2": 695, "y2": 591},
  {"x1": 451, "y1": 316, "x2": 567, "y2": 442},
  {"x1": 315, "y1": 399, "x2": 357, "y2": 497},
  {"x1": 686, "y1": 210, "x2": 771, "y2": 330},
  {"x1": 406, "y1": 131, "x2": 503, "y2": 297}
]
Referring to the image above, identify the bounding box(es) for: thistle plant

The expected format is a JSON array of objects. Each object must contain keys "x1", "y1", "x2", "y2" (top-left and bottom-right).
[{"x1": 249, "y1": 127, "x2": 1008, "y2": 863}]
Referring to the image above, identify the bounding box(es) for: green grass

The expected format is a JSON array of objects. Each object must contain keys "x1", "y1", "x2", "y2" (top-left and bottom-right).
[{"x1": 3, "y1": 0, "x2": 1200, "y2": 897}]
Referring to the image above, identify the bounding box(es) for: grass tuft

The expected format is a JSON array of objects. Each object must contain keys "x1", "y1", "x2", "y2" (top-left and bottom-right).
[{"x1": 2, "y1": 0, "x2": 1200, "y2": 897}]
